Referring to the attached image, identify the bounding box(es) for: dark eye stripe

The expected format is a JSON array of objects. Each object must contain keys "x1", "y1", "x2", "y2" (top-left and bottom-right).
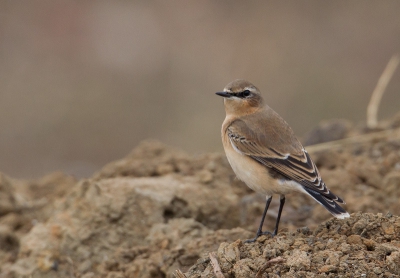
[{"x1": 231, "y1": 90, "x2": 251, "y2": 98}]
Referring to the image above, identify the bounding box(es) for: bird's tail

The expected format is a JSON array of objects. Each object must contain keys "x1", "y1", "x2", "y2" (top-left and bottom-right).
[{"x1": 303, "y1": 187, "x2": 350, "y2": 219}]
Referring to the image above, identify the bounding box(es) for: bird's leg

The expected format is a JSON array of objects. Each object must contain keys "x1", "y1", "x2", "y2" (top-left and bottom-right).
[
  {"x1": 272, "y1": 195, "x2": 285, "y2": 235},
  {"x1": 245, "y1": 195, "x2": 273, "y2": 243}
]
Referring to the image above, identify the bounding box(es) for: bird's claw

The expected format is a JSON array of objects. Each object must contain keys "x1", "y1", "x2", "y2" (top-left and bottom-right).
[{"x1": 244, "y1": 230, "x2": 276, "y2": 243}]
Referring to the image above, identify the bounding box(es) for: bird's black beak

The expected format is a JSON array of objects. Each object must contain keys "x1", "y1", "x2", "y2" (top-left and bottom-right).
[{"x1": 215, "y1": 92, "x2": 231, "y2": 98}]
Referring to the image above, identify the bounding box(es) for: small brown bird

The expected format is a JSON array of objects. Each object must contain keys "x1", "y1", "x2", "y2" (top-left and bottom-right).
[{"x1": 216, "y1": 79, "x2": 349, "y2": 242}]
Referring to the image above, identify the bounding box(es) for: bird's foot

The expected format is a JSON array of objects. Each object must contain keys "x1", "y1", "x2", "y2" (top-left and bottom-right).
[{"x1": 244, "y1": 230, "x2": 276, "y2": 243}]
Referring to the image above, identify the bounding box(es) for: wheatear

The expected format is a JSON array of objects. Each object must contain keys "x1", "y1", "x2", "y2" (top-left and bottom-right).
[{"x1": 216, "y1": 79, "x2": 349, "y2": 242}]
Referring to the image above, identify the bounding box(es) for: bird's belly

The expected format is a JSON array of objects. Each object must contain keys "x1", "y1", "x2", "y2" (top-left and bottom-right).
[
  {"x1": 225, "y1": 148, "x2": 274, "y2": 195},
  {"x1": 225, "y1": 148, "x2": 303, "y2": 196}
]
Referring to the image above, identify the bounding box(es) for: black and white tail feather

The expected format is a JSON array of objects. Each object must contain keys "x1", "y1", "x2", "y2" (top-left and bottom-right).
[{"x1": 303, "y1": 187, "x2": 349, "y2": 219}]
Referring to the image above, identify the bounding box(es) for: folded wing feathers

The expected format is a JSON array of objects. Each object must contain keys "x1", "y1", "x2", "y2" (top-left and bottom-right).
[{"x1": 228, "y1": 130, "x2": 345, "y2": 204}]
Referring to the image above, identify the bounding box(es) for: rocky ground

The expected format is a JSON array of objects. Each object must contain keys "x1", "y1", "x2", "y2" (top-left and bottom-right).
[{"x1": 0, "y1": 115, "x2": 400, "y2": 278}]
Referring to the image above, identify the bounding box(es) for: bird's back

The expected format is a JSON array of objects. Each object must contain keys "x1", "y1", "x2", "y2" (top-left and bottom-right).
[{"x1": 226, "y1": 105, "x2": 304, "y2": 157}]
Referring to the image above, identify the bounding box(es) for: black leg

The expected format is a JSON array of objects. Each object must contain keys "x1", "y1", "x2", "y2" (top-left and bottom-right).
[
  {"x1": 272, "y1": 195, "x2": 285, "y2": 235},
  {"x1": 245, "y1": 196, "x2": 273, "y2": 243}
]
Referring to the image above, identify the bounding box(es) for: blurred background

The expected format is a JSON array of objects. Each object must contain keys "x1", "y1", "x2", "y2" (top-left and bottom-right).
[{"x1": 1, "y1": 1, "x2": 400, "y2": 178}]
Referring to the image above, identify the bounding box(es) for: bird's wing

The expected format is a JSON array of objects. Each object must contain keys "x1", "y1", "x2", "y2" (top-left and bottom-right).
[{"x1": 227, "y1": 119, "x2": 344, "y2": 204}]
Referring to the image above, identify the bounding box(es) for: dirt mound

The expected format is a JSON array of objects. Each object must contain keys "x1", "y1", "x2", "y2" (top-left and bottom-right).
[
  {"x1": 184, "y1": 212, "x2": 400, "y2": 277},
  {"x1": 0, "y1": 117, "x2": 399, "y2": 277}
]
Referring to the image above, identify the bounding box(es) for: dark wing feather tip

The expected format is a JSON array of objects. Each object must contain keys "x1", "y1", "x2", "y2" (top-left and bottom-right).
[{"x1": 303, "y1": 187, "x2": 348, "y2": 217}]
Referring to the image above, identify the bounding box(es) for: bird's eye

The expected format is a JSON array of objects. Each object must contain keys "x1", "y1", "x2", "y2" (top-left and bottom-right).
[{"x1": 242, "y1": 90, "x2": 251, "y2": 97}]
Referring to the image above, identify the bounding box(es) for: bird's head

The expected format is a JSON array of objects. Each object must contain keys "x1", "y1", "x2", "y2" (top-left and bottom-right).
[{"x1": 216, "y1": 79, "x2": 264, "y2": 116}]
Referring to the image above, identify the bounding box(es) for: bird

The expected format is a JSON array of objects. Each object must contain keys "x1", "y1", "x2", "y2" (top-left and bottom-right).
[{"x1": 216, "y1": 79, "x2": 349, "y2": 243}]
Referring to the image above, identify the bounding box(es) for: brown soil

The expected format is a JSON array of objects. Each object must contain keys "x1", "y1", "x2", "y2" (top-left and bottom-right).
[{"x1": 1, "y1": 115, "x2": 400, "y2": 278}]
